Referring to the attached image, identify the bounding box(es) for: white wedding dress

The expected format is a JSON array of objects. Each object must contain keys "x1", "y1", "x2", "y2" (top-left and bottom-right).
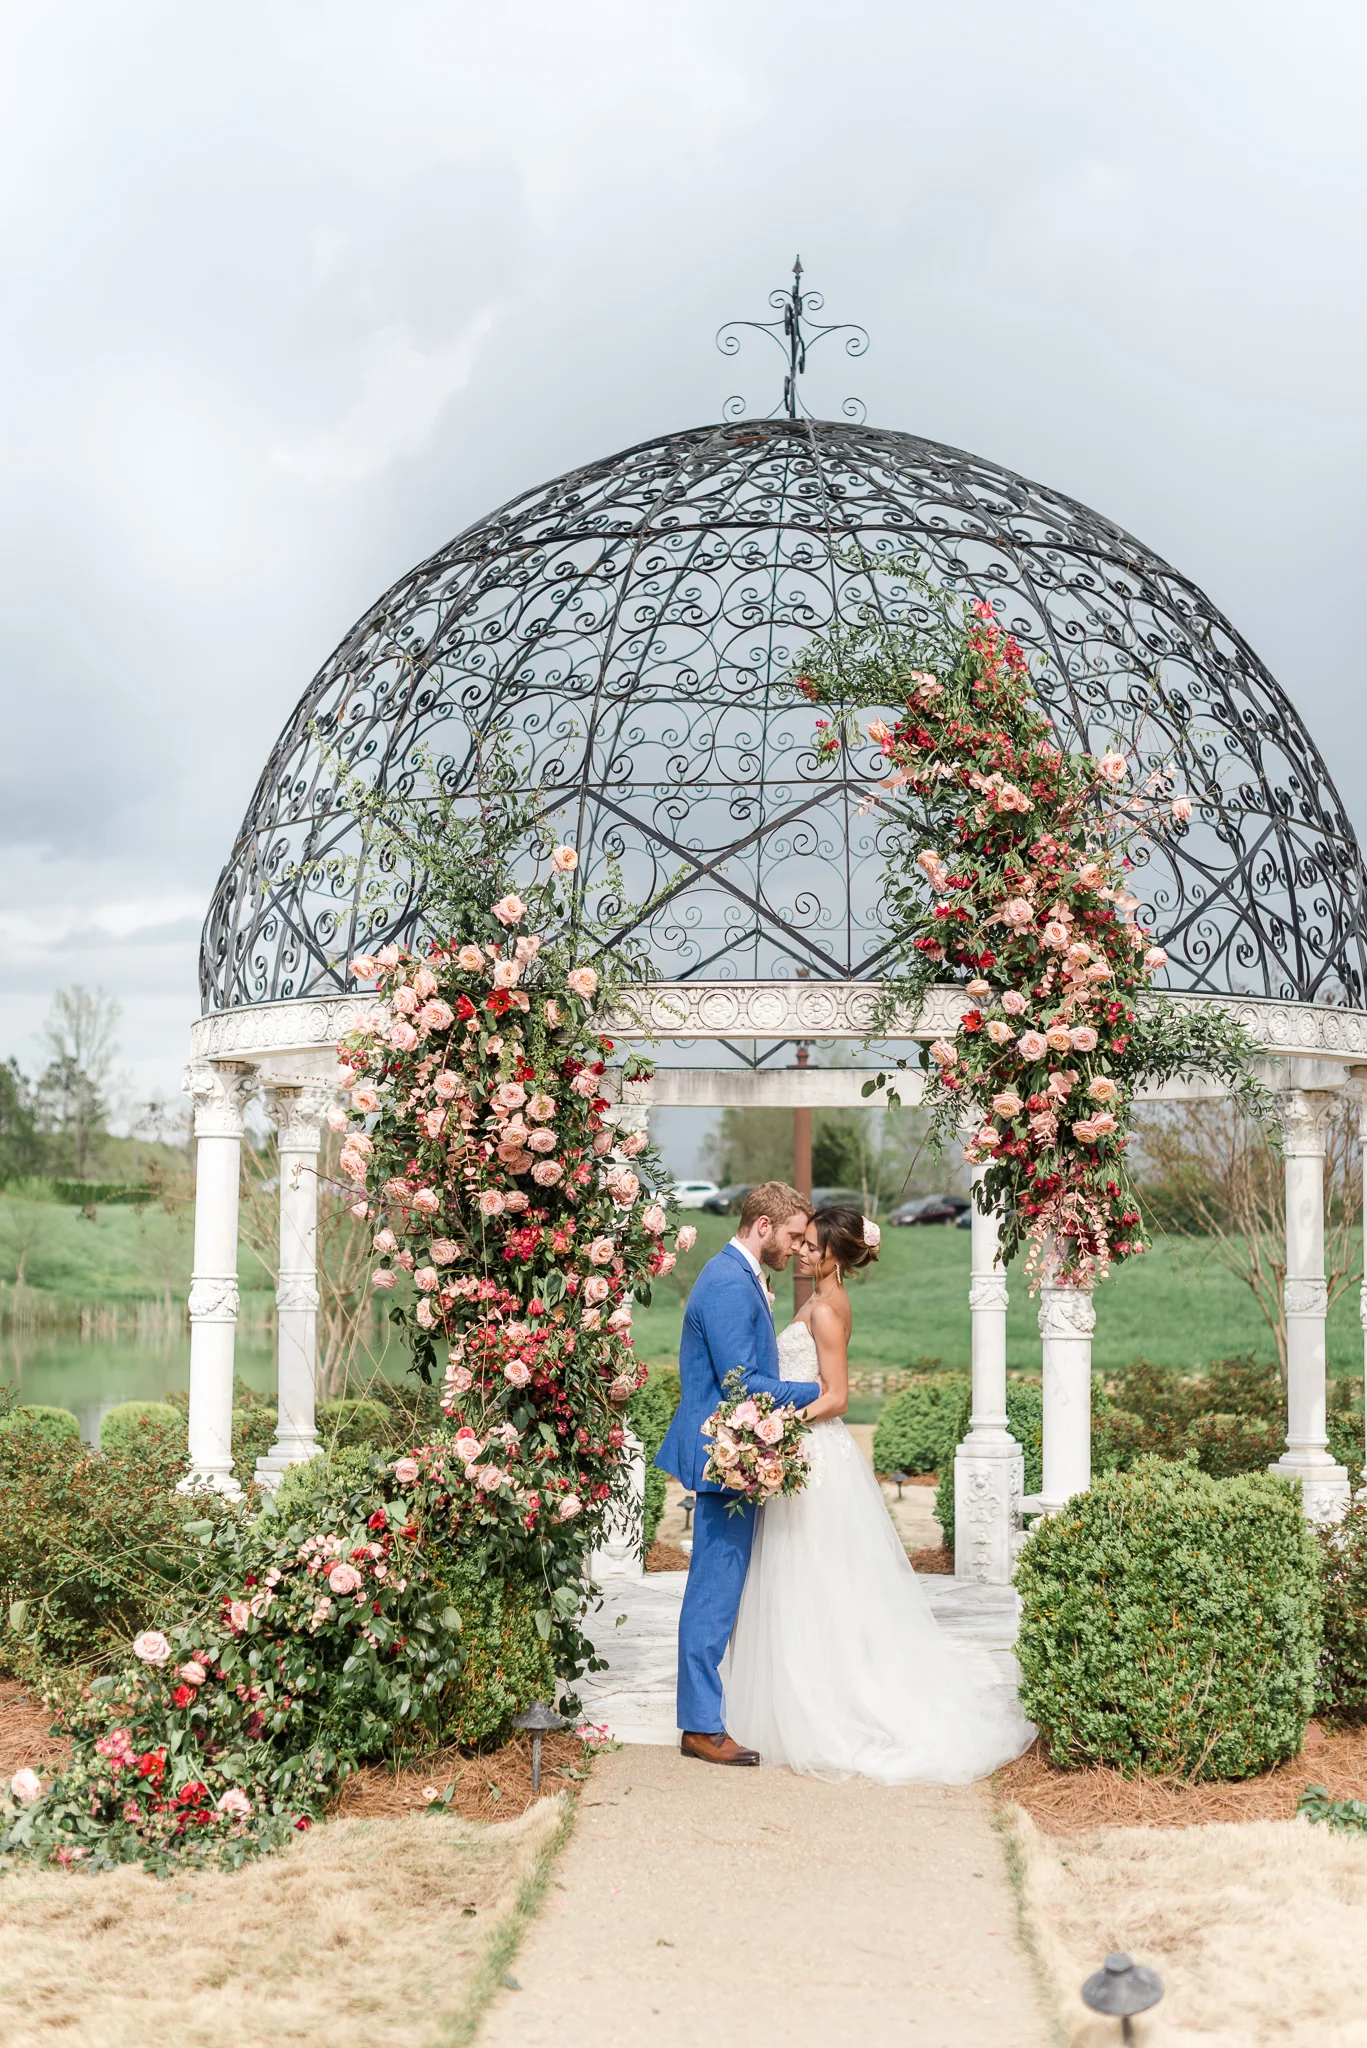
[{"x1": 722, "y1": 1321, "x2": 1035, "y2": 1784}]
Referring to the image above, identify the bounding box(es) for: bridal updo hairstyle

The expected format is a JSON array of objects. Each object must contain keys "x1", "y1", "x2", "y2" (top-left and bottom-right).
[{"x1": 813, "y1": 1204, "x2": 879, "y2": 1274}]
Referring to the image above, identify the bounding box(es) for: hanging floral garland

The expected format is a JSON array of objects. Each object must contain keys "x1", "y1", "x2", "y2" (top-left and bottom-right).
[{"x1": 796, "y1": 566, "x2": 1269, "y2": 1288}]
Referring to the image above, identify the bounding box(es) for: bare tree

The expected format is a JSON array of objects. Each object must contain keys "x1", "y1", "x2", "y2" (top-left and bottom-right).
[
  {"x1": 1135, "y1": 1099, "x2": 1362, "y2": 1383},
  {"x1": 35, "y1": 986, "x2": 123, "y2": 1176}
]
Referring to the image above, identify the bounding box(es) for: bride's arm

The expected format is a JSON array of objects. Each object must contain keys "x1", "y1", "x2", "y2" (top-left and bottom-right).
[{"x1": 800, "y1": 1299, "x2": 850, "y2": 1421}]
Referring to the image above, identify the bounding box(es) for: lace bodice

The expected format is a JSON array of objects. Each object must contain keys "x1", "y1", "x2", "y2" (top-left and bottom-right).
[{"x1": 776, "y1": 1319, "x2": 852, "y2": 1486}]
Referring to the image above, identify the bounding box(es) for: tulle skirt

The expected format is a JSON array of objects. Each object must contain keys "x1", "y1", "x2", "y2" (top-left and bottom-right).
[{"x1": 722, "y1": 1420, "x2": 1035, "y2": 1784}]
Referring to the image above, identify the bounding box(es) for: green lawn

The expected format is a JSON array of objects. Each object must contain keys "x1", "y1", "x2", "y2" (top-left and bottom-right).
[{"x1": 633, "y1": 1213, "x2": 1364, "y2": 1378}]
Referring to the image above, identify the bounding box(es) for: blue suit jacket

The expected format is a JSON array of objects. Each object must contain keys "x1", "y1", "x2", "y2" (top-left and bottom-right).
[{"x1": 656, "y1": 1243, "x2": 822, "y2": 1493}]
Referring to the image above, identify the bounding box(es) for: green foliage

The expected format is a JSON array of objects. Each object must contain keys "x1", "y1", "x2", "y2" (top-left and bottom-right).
[
  {"x1": 871, "y1": 1373, "x2": 970, "y2": 1477},
  {"x1": 315, "y1": 1398, "x2": 392, "y2": 1449},
  {"x1": 1015, "y1": 1458, "x2": 1321, "y2": 1780},
  {"x1": 628, "y1": 1367, "x2": 681, "y2": 1550},
  {"x1": 99, "y1": 1402, "x2": 182, "y2": 1454},
  {"x1": 231, "y1": 1403, "x2": 277, "y2": 1481},
  {"x1": 50, "y1": 1181, "x2": 156, "y2": 1208},
  {"x1": 933, "y1": 1380, "x2": 1043, "y2": 1543},
  {"x1": 0, "y1": 1059, "x2": 41, "y2": 1181},
  {"x1": 434, "y1": 1554, "x2": 556, "y2": 1747},
  {"x1": 0, "y1": 1405, "x2": 79, "y2": 1445},
  {"x1": 0, "y1": 1421, "x2": 238, "y2": 1681},
  {"x1": 1316, "y1": 1495, "x2": 1367, "y2": 1720},
  {"x1": 1299, "y1": 1785, "x2": 1367, "y2": 1833}
]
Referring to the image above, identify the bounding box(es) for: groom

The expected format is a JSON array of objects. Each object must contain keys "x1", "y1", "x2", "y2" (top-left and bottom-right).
[{"x1": 656, "y1": 1181, "x2": 820, "y2": 1765}]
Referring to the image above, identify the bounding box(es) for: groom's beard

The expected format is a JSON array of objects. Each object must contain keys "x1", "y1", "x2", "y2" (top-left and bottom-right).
[{"x1": 758, "y1": 1244, "x2": 791, "y2": 1272}]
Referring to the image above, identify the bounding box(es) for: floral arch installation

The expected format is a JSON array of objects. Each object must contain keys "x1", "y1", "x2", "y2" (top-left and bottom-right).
[{"x1": 202, "y1": 286, "x2": 1367, "y2": 1067}]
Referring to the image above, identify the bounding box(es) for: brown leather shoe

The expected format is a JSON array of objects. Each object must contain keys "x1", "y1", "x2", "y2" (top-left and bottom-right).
[{"x1": 680, "y1": 1730, "x2": 761, "y2": 1766}]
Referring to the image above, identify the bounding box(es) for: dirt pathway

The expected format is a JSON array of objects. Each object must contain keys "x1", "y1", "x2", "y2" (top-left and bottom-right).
[{"x1": 476, "y1": 1745, "x2": 1049, "y2": 2047}]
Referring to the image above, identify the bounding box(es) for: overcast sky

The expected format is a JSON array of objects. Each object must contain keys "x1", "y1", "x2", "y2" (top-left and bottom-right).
[{"x1": 3, "y1": 0, "x2": 1366, "y2": 1134}]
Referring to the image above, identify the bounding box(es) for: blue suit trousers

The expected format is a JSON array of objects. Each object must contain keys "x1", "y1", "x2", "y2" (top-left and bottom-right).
[{"x1": 676, "y1": 1492, "x2": 756, "y2": 1734}]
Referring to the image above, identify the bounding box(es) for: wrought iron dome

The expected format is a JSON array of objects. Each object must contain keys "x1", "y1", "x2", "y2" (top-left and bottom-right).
[{"x1": 202, "y1": 275, "x2": 1367, "y2": 1059}]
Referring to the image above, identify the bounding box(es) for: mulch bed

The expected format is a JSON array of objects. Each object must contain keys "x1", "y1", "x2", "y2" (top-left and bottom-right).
[
  {"x1": 330, "y1": 1729, "x2": 593, "y2": 1824},
  {"x1": 998, "y1": 1721, "x2": 1367, "y2": 1834},
  {"x1": 908, "y1": 1545, "x2": 954, "y2": 1574},
  {"x1": 0, "y1": 1679, "x2": 70, "y2": 1782},
  {"x1": 646, "y1": 1539, "x2": 691, "y2": 1572}
]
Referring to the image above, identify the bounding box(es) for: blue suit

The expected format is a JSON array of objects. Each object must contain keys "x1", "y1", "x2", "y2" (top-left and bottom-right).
[{"x1": 656, "y1": 1243, "x2": 820, "y2": 1734}]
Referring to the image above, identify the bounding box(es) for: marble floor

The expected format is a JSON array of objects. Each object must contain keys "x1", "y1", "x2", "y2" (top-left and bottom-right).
[{"x1": 577, "y1": 1569, "x2": 1025, "y2": 1747}]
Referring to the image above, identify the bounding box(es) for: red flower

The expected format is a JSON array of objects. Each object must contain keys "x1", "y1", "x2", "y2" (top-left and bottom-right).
[
  {"x1": 135, "y1": 1749, "x2": 166, "y2": 1782},
  {"x1": 368, "y1": 1509, "x2": 388, "y2": 1531},
  {"x1": 454, "y1": 994, "x2": 476, "y2": 1020},
  {"x1": 172, "y1": 1684, "x2": 196, "y2": 1709},
  {"x1": 961, "y1": 1010, "x2": 983, "y2": 1034},
  {"x1": 176, "y1": 1780, "x2": 209, "y2": 1807},
  {"x1": 486, "y1": 990, "x2": 511, "y2": 1016}
]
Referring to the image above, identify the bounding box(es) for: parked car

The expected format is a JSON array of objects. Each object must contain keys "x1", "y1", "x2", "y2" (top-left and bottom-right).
[
  {"x1": 810, "y1": 1187, "x2": 867, "y2": 1213},
  {"x1": 888, "y1": 1194, "x2": 971, "y2": 1227},
  {"x1": 702, "y1": 1183, "x2": 752, "y2": 1215},
  {"x1": 671, "y1": 1178, "x2": 721, "y2": 1210}
]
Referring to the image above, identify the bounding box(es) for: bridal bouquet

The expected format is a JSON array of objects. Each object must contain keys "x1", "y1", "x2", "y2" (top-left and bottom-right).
[{"x1": 701, "y1": 1370, "x2": 811, "y2": 1513}]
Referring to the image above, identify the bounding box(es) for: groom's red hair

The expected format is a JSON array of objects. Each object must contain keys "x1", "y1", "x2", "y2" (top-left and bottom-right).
[{"x1": 738, "y1": 1181, "x2": 809, "y2": 1232}]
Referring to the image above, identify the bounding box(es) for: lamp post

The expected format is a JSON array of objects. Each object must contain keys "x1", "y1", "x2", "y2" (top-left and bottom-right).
[
  {"x1": 513, "y1": 1700, "x2": 567, "y2": 1793},
  {"x1": 1081, "y1": 1953, "x2": 1163, "y2": 2041}
]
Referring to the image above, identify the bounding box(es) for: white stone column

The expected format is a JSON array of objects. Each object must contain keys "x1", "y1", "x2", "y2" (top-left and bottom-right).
[
  {"x1": 1037, "y1": 1281, "x2": 1095, "y2": 1514},
  {"x1": 1272, "y1": 1088, "x2": 1350, "y2": 1521},
  {"x1": 1357, "y1": 1080, "x2": 1367, "y2": 1490},
  {"x1": 954, "y1": 1167, "x2": 1022, "y2": 1581},
  {"x1": 591, "y1": 1424, "x2": 647, "y2": 1580},
  {"x1": 256, "y1": 1084, "x2": 333, "y2": 1488},
  {"x1": 182, "y1": 1060, "x2": 257, "y2": 1494}
]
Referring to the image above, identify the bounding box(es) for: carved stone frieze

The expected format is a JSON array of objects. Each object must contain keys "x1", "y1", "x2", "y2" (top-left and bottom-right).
[
  {"x1": 1277, "y1": 1088, "x2": 1339, "y2": 1158},
  {"x1": 264, "y1": 1082, "x2": 336, "y2": 1151},
  {"x1": 188, "y1": 1276, "x2": 240, "y2": 1323},
  {"x1": 968, "y1": 1276, "x2": 1010, "y2": 1312},
  {"x1": 275, "y1": 1278, "x2": 321, "y2": 1314},
  {"x1": 1037, "y1": 1286, "x2": 1097, "y2": 1339},
  {"x1": 182, "y1": 1061, "x2": 257, "y2": 1138},
  {"x1": 1285, "y1": 1277, "x2": 1330, "y2": 1318}
]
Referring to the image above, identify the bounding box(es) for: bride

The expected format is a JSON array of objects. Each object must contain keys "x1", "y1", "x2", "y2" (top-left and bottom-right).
[{"x1": 723, "y1": 1203, "x2": 1034, "y2": 1783}]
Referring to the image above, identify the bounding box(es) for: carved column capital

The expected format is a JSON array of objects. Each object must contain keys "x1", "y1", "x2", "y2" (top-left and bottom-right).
[
  {"x1": 264, "y1": 1082, "x2": 335, "y2": 1152},
  {"x1": 969, "y1": 1276, "x2": 1010, "y2": 1312},
  {"x1": 183, "y1": 1060, "x2": 257, "y2": 1138},
  {"x1": 1037, "y1": 1285, "x2": 1097, "y2": 1339},
  {"x1": 1277, "y1": 1087, "x2": 1339, "y2": 1158},
  {"x1": 188, "y1": 1276, "x2": 240, "y2": 1323},
  {"x1": 1285, "y1": 1276, "x2": 1330, "y2": 1317}
]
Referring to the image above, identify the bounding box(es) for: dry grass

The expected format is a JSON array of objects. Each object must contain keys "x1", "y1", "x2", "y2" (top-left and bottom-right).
[
  {"x1": 1007, "y1": 1801, "x2": 1367, "y2": 2046},
  {"x1": 999, "y1": 1721, "x2": 1367, "y2": 1835},
  {"x1": 0, "y1": 1798, "x2": 571, "y2": 2048}
]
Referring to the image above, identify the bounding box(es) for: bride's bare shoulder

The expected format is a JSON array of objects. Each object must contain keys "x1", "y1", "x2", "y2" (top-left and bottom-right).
[{"x1": 810, "y1": 1291, "x2": 852, "y2": 1337}]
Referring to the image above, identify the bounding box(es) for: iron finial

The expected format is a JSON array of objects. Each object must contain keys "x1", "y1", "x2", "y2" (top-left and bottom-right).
[{"x1": 716, "y1": 260, "x2": 869, "y2": 424}]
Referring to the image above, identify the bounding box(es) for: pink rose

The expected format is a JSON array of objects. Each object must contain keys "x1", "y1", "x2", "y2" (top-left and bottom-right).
[
  {"x1": 986, "y1": 1019, "x2": 1013, "y2": 1043},
  {"x1": 1002, "y1": 990, "x2": 1027, "y2": 1016},
  {"x1": 492, "y1": 894, "x2": 526, "y2": 926},
  {"x1": 477, "y1": 1190, "x2": 505, "y2": 1217},
  {"x1": 579, "y1": 1307, "x2": 601, "y2": 1330},
  {"x1": 328, "y1": 1563, "x2": 363, "y2": 1596},
  {"x1": 514, "y1": 934, "x2": 542, "y2": 963},
  {"x1": 349, "y1": 955, "x2": 379, "y2": 980},
  {"x1": 976, "y1": 1126, "x2": 1002, "y2": 1149},
  {"x1": 457, "y1": 944, "x2": 485, "y2": 972},
  {"x1": 412, "y1": 965, "x2": 438, "y2": 998},
  {"x1": 216, "y1": 1788, "x2": 252, "y2": 1818},
  {"x1": 495, "y1": 1081, "x2": 527, "y2": 1111},
  {"x1": 414, "y1": 1266, "x2": 438, "y2": 1292},
  {"x1": 389, "y1": 1019, "x2": 419, "y2": 1051},
  {"x1": 1045, "y1": 1026, "x2": 1072, "y2": 1054},
  {"x1": 607, "y1": 1170, "x2": 640, "y2": 1206},
  {"x1": 492, "y1": 958, "x2": 521, "y2": 989},
  {"x1": 433, "y1": 1071, "x2": 459, "y2": 1102},
  {"x1": 9, "y1": 1768, "x2": 41, "y2": 1804},
  {"x1": 373, "y1": 1228, "x2": 397, "y2": 1252},
  {"x1": 1071, "y1": 1119, "x2": 1100, "y2": 1145},
  {"x1": 133, "y1": 1629, "x2": 172, "y2": 1665},
  {"x1": 676, "y1": 1225, "x2": 697, "y2": 1251},
  {"x1": 326, "y1": 1104, "x2": 350, "y2": 1133},
  {"x1": 572, "y1": 1070, "x2": 600, "y2": 1098},
  {"x1": 415, "y1": 1299, "x2": 436, "y2": 1328},
  {"x1": 731, "y1": 1399, "x2": 760, "y2": 1430},
  {"x1": 557, "y1": 1493, "x2": 582, "y2": 1519},
  {"x1": 527, "y1": 1128, "x2": 557, "y2": 1153},
  {"x1": 566, "y1": 966, "x2": 598, "y2": 998},
  {"x1": 1069, "y1": 1026, "x2": 1098, "y2": 1052},
  {"x1": 352, "y1": 1081, "x2": 380, "y2": 1114},
  {"x1": 531, "y1": 1160, "x2": 564, "y2": 1186},
  {"x1": 587, "y1": 1236, "x2": 615, "y2": 1265},
  {"x1": 475, "y1": 1464, "x2": 504, "y2": 1492},
  {"x1": 593, "y1": 1131, "x2": 613, "y2": 1155},
  {"x1": 372, "y1": 1267, "x2": 396, "y2": 1290},
  {"x1": 1171, "y1": 796, "x2": 1193, "y2": 823},
  {"x1": 430, "y1": 1238, "x2": 458, "y2": 1264},
  {"x1": 504, "y1": 1191, "x2": 529, "y2": 1211},
  {"x1": 583, "y1": 1273, "x2": 611, "y2": 1304},
  {"x1": 552, "y1": 844, "x2": 579, "y2": 872},
  {"x1": 928, "y1": 1039, "x2": 957, "y2": 1067},
  {"x1": 1016, "y1": 1032, "x2": 1049, "y2": 1062},
  {"x1": 991, "y1": 1090, "x2": 1023, "y2": 1118},
  {"x1": 1042, "y1": 922, "x2": 1070, "y2": 950},
  {"x1": 504, "y1": 1361, "x2": 532, "y2": 1387},
  {"x1": 391, "y1": 984, "x2": 420, "y2": 1015},
  {"x1": 1097, "y1": 750, "x2": 1128, "y2": 783},
  {"x1": 867, "y1": 718, "x2": 891, "y2": 744},
  {"x1": 620, "y1": 1130, "x2": 647, "y2": 1156},
  {"x1": 545, "y1": 1000, "x2": 563, "y2": 1026},
  {"x1": 446, "y1": 1364, "x2": 473, "y2": 1394},
  {"x1": 178, "y1": 1661, "x2": 207, "y2": 1686},
  {"x1": 1076, "y1": 861, "x2": 1104, "y2": 887},
  {"x1": 655, "y1": 1251, "x2": 676, "y2": 1275},
  {"x1": 527, "y1": 1092, "x2": 557, "y2": 1122},
  {"x1": 228, "y1": 1602, "x2": 251, "y2": 1633},
  {"x1": 1091, "y1": 1111, "x2": 1119, "y2": 1135},
  {"x1": 641, "y1": 1204, "x2": 666, "y2": 1235},
  {"x1": 755, "y1": 1413, "x2": 783, "y2": 1446},
  {"x1": 606, "y1": 1304, "x2": 632, "y2": 1330},
  {"x1": 1003, "y1": 897, "x2": 1035, "y2": 928},
  {"x1": 1144, "y1": 946, "x2": 1168, "y2": 971},
  {"x1": 393, "y1": 1458, "x2": 421, "y2": 1484},
  {"x1": 418, "y1": 1000, "x2": 455, "y2": 1033},
  {"x1": 412, "y1": 1187, "x2": 440, "y2": 1214},
  {"x1": 376, "y1": 945, "x2": 401, "y2": 967},
  {"x1": 1087, "y1": 1076, "x2": 1119, "y2": 1104},
  {"x1": 966, "y1": 977, "x2": 991, "y2": 997}
]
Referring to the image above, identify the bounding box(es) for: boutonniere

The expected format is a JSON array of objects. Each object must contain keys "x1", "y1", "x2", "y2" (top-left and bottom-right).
[{"x1": 765, "y1": 1284, "x2": 776, "y2": 1309}]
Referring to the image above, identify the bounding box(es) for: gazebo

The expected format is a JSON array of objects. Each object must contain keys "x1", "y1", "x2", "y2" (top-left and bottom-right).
[{"x1": 184, "y1": 271, "x2": 1367, "y2": 1580}]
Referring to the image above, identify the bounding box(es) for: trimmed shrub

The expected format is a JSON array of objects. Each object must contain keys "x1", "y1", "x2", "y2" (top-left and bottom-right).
[
  {"x1": 0, "y1": 1405, "x2": 79, "y2": 1446},
  {"x1": 315, "y1": 1398, "x2": 391, "y2": 1449},
  {"x1": 230, "y1": 1403, "x2": 277, "y2": 1481},
  {"x1": 99, "y1": 1401, "x2": 183, "y2": 1454},
  {"x1": 629, "y1": 1367, "x2": 681, "y2": 1550},
  {"x1": 436, "y1": 1555, "x2": 556, "y2": 1746},
  {"x1": 1015, "y1": 1457, "x2": 1321, "y2": 1780},
  {"x1": 1317, "y1": 1495, "x2": 1367, "y2": 1719},
  {"x1": 934, "y1": 1381, "x2": 1043, "y2": 1544},
  {"x1": 871, "y1": 1373, "x2": 970, "y2": 1478}
]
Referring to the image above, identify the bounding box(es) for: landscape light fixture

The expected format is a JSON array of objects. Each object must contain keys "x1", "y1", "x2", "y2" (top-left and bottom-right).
[
  {"x1": 1081, "y1": 1952, "x2": 1164, "y2": 2041},
  {"x1": 512, "y1": 1700, "x2": 566, "y2": 1792},
  {"x1": 682, "y1": 1493, "x2": 696, "y2": 1532},
  {"x1": 891, "y1": 1470, "x2": 908, "y2": 1501}
]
